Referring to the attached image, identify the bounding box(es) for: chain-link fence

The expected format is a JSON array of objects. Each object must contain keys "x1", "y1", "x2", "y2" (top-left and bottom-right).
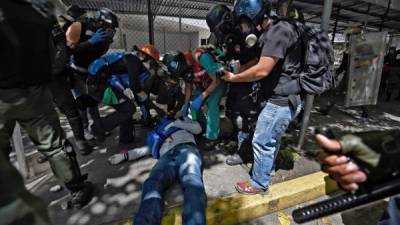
[
  {"x1": 112, "y1": 14, "x2": 210, "y2": 54},
  {"x1": 61, "y1": 0, "x2": 230, "y2": 54}
]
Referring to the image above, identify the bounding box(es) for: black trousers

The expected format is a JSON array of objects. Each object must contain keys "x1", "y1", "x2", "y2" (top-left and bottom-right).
[{"x1": 49, "y1": 71, "x2": 86, "y2": 141}]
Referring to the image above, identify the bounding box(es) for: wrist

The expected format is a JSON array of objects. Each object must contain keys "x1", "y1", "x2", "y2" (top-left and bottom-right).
[{"x1": 201, "y1": 92, "x2": 208, "y2": 98}]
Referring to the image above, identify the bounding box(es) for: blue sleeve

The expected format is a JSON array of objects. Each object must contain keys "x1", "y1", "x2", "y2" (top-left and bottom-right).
[
  {"x1": 199, "y1": 52, "x2": 223, "y2": 78},
  {"x1": 108, "y1": 75, "x2": 126, "y2": 92}
]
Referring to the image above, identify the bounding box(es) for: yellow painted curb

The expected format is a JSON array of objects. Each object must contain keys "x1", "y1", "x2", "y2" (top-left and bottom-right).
[{"x1": 111, "y1": 171, "x2": 338, "y2": 225}]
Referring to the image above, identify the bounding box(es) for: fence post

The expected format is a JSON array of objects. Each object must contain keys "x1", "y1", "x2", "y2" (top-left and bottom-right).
[{"x1": 147, "y1": 0, "x2": 155, "y2": 44}]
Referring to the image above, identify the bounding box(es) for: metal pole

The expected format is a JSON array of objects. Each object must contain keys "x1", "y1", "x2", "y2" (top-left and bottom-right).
[
  {"x1": 12, "y1": 123, "x2": 28, "y2": 179},
  {"x1": 297, "y1": 0, "x2": 333, "y2": 150},
  {"x1": 147, "y1": 0, "x2": 154, "y2": 44},
  {"x1": 331, "y1": 5, "x2": 341, "y2": 44},
  {"x1": 380, "y1": 0, "x2": 392, "y2": 31},
  {"x1": 321, "y1": 0, "x2": 333, "y2": 33},
  {"x1": 179, "y1": 1, "x2": 182, "y2": 33},
  {"x1": 163, "y1": 27, "x2": 166, "y2": 53}
]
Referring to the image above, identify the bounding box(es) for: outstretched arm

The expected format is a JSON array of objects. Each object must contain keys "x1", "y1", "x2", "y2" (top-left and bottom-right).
[{"x1": 108, "y1": 146, "x2": 151, "y2": 165}]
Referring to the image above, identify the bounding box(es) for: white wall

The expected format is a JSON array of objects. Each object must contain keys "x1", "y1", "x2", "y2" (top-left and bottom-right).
[
  {"x1": 109, "y1": 14, "x2": 208, "y2": 53},
  {"x1": 114, "y1": 29, "x2": 198, "y2": 54}
]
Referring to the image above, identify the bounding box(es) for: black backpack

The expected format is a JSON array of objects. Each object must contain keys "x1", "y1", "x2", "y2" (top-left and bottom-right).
[{"x1": 274, "y1": 19, "x2": 335, "y2": 96}]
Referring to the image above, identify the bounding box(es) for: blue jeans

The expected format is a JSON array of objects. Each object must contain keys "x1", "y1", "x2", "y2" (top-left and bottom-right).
[
  {"x1": 251, "y1": 102, "x2": 302, "y2": 190},
  {"x1": 134, "y1": 143, "x2": 206, "y2": 225},
  {"x1": 378, "y1": 195, "x2": 400, "y2": 225}
]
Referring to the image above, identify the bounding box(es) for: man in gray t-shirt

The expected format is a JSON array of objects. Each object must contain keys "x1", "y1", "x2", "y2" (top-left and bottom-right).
[{"x1": 222, "y1": 0, "x2": 303, "y2": 194}]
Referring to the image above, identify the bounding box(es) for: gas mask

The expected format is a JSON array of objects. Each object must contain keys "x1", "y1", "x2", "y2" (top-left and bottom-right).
[
  {"x1": 236, "y1": 16, "x2": 260, "y2": 48},
  {"x1": 212, "y1": 11, "x2": 235, "y2": 46},
  {"x1": 222, "y1": 20, "x2": 260, "y2": 64},
  {"x1": 97, "y1": 21, "x2": 116, "y2": 43}
]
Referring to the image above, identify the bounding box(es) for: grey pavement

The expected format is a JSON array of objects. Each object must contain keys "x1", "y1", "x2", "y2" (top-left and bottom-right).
[{"x1": 12, "y1": 95, "x2": 400, "y2": 225}]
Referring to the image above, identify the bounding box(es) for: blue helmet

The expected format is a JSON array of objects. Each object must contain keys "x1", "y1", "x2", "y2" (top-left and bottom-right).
[{"x1": 233, "y1": 0, "x2": 274, "y2": 25}]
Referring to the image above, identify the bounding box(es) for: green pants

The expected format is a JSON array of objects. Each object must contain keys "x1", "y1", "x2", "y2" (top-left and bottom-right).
[
  {"x1": 192, "y1": 84, "x2": 226, "y2": 140},
  {"x1": 0, "y1": 85, "x2": 85, "y2": 189}
]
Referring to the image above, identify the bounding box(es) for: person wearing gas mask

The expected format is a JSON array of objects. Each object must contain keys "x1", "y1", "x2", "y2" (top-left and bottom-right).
[
  {"x1": 0, "y1": 0, "x2": 93, "y2": 220},
  {"x1": 222, "y1": 0, "x2": 303, "y2": 194},
  {"x1": 87, "y1": 45, "x2": 160, "y2": 148},
  {"x1": 183, "y1": 48, "x2": 226, "y2": 150},
  {"x1": 45, "y1": 5, "x2": 94, "y2": 158},
  {"x1": 207, "y1": 4, "x2": 262, "y2": 165},
  {"x1": 66, "y1": 7, "x2": 118, "y2": 142},
  {"x1": 153, "y1": 51, "x2": 191, "y2": 118}
]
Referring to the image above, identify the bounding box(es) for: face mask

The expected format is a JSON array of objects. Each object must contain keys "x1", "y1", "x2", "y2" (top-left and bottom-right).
[
  {"x1": 237, "y1": 16, "x2": 260, "y2": 48},
  {"x1": 212, "y1": 11, "x2": 234, "y2": 44}
]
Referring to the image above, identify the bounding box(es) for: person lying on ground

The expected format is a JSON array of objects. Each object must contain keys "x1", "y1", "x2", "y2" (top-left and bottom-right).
[{"x1": 108, "y1": 110, "x2": 206, "y2": 225}]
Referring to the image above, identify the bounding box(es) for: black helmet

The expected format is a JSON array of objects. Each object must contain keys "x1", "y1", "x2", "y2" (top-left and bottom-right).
[
  {"x1": 95, "y1": 8, "x2": 119, "y2": 29},
  {"x1": 160, "y1": 51, "x2": 191, "y2": 81},
  {"x1": 66, "y1": 5, "x2": 86, "y2": 20},
  {"x1": 206, "y1": 5, "x2": 234, "y2": 44},
  {"x1": 233, "y1": 0, "x2": 271, "y2": 25},
  {"x1": 206, "y1": 5, "x2": 233, "y2": 32}
]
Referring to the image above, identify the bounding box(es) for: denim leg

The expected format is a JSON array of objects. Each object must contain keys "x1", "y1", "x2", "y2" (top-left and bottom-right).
[
  {"x1": 378, "y1": 195, "x2": 400, "y2": 225},
  {"x1": 250, "y1": 103, "x2": 295, "y2": 190},
  {"x1": 176, "y1": 144, "x2": 206, "y2": 225},
  {"x1": 134, "y1": 152, "x2": 178, "y2": 225}
]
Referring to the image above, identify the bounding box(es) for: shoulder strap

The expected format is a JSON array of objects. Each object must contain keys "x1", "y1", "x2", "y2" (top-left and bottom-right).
[
  {"x1": 155, "y1": 118, "x2": 182, "y2": 138},
  {"x1": 88, "y1": 52, "x2": 126, "y2": 76}
]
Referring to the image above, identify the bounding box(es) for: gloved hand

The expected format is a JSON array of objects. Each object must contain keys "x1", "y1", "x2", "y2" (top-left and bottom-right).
[
  {"x1": 191, "y1": 95, "x2": 205, "y2": 111},
  {"x1": 88, "y1": 28, "x2": 107, "y2": 45},
  {"x1": 181, "y1": 103, "x2": 190, "y2": 118},
  {"x1": 123, "y1": 88, "x2": 135, "y2": 100}
]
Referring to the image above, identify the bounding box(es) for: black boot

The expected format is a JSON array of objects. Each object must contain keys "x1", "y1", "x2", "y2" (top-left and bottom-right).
[
  {"x1": 75, "y1": 139, "x2": 93, "y2": 155},
  {"x1": 226, "y1": 153, "x2": 244, "y2": 166},
  {"x1": 64, "y1": 181, "x2": 94, "y2": 209}
]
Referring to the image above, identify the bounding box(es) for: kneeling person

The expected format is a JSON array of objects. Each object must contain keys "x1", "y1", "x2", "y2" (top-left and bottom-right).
[
  {"x1": 88, "y1": 48, "x2": 158, "y2": 147},
  {"x1": 109, "y1": 112, "x2": 206, "y2": 225}
]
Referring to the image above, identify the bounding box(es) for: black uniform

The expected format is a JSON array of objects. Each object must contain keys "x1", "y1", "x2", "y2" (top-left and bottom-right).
[
  {"x1": 88, "y1": 53, "x2": 148, "y2": 145},
  {"x1": 48, "y1": 19, "x2": 92, "y2": 155},
  {"x1": 69, "y1": 18, "x2": 111, "y2": 139},
  {"x1": 0, "y1": 0, "x2": 92, "y2": 212}
]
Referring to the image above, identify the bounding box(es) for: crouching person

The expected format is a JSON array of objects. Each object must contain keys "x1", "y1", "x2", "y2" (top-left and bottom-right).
[
  {"x1": 87, "y1": 47, "x2": 160, "y2": 148},
  {"x1": 108, "y1": 111, "x2": 206, "y2": 225}
]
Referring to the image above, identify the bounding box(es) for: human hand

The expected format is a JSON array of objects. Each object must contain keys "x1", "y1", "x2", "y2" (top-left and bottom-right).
[
  {"x1": 88, "y1": 28, "x2": 107, "y2": 45},
  {"x1": 221, "y1": 70, "x2": 236, "y2": 82},
  {"x1": 123, "y1": 88, "x2": 135, "y2": 100},
  {"x1": 191, "y1": 95, "x2": 204, "y2": 111},
  {"x1": 316, "y1": 134, "x2": 367, "y2": 192}
]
